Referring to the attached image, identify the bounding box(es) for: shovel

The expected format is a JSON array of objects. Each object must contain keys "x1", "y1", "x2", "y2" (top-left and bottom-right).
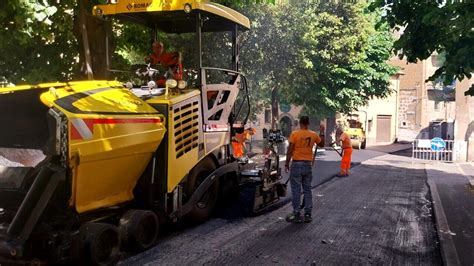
[{"x1": 330, "y1": 144, "x2": 343, "y2": 157}]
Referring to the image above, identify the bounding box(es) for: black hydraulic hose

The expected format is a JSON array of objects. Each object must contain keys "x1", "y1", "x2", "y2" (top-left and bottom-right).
[
  {"x1": 241, "y1": 74, "x2": 251, "y2": 125},
  {"x1": 234, "y1": 76, "x2": 245, "y2": 122}
]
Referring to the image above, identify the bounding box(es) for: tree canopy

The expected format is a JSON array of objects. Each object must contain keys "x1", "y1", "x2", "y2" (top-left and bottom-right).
[
  {"x1": 372, "y1": 0, "x2": 474, "y2": 95},
  {"x1": 0, "y1": 0, "x2": 79, "y2": 83},
  {"x1": 0, "y1": 0, "x2": 396, "y2": 119},
  {"x1": 238, "y1": 1, "x2": 397, "y2": 118}
]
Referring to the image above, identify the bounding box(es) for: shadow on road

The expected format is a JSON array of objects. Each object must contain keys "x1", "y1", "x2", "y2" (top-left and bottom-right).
[
  {"x1": 122, "y1": 154, "x2": 443, "y2": 265},
  {"x1": 390, "y1": 147, "x2": 413, "y2": 158}
]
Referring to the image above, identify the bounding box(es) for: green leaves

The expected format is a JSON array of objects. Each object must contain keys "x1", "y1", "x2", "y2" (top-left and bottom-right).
[
  {"x1": 260, "y1": 1, "x2": 398, "y2": 117},
  {"x1": 0, "y1": 0, "x2": 79, "y2": 84},
  {"x1": 373, "y1": 1, "x2": 474, "y2": 92},
  {"x1": 0, "y1": 0, "x2": 396, "y2": 113},
  {"x1": 32, "y1": 3, "x2": 58, "y2": 25}
]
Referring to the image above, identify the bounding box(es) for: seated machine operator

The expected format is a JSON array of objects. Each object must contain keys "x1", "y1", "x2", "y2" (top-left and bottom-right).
[{"x1": 146, "y1": 41, "x2": 183, "y2": 86}]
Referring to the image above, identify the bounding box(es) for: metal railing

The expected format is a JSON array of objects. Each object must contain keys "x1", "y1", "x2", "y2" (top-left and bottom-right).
[{"x1": 412, "y1": 139, "x2": 454, "y2": 162}]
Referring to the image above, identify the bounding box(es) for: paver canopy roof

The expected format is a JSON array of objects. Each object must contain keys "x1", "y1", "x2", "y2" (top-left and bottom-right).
[{"x1": 93, "y1": 0, "x2": 250, "y2": 33}]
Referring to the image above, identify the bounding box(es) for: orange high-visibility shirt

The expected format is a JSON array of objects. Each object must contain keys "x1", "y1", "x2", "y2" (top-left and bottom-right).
[
  {"x1": 288, "y1": 129, "x2": 321, "y2": 161},
  {"x1": 235, "y1": 133, "x2": 246, "y2": 143},
  {"x1": 149, "y1": 52, "x2": 183, "y2": 80},
  {"x1": 340, "y1": 132, "x2": 352, "y2": 149},
  {"x1": 232, "y1": 141, "x2": 244, "y2": 157},
  {"x1": 150, "y1": 52, "x2": 179, "y2": 66}
]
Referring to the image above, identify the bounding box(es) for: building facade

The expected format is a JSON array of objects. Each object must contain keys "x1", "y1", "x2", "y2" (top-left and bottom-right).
[
  {"x1": 390, "y1": 55, "x2": 456, "y2": 141},
  {"x1": 454, "y1": 78, "x2": 474, "y2": 162},
  {"x1": 248, "y1": 55, "x2": 473, "y2": 161},
  {"x1": 248, "y1": 105, "x2": 303, "y2": 140},
  {"x1": 349, "y1": 78, "x2": 400, "y2": 145}
]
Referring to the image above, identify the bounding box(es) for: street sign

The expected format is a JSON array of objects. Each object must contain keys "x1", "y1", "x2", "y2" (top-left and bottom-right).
[
  {"x1": 430, "y1": 137, "x2": 446, "y2": 151},
  {"x1": 418, "y1": 139, "x2": 431, "y2": 148},
  {"x1": 279, "y1": 103, "x2": 291, "y2": 113}
]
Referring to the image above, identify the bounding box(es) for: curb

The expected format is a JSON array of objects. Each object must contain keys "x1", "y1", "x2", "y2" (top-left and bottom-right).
[{"x1": 426, "y1": 169, "x2": 461, "y2": 266}]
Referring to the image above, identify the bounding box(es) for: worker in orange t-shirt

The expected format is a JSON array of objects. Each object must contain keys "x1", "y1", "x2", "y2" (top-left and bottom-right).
[
  {"x1": 285, "y1": 116, "x2": 321, "y2": 223},
  {"x1": 146, "y1": 41, "x2": 183, "y2": 86},
  {"x1": 334, "y1": 127, "x2": 352, "y2": 177},
  {"x1": 231, "y1": 128, "x2": 256, "y2": 158}
]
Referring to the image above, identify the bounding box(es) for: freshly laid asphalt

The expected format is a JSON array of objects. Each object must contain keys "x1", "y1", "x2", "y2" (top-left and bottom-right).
[
  {"x1": 251, "y1": 142, "x2": 387, "y2": 188},
  {"x1": 427, "y1": 163, "x2": 474, "y2": 265},
  {"x1": 121, "y1": 147, "x2": 442, "y2": 265}
]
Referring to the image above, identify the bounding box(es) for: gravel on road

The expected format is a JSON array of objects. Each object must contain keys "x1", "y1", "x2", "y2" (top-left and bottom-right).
[{"x1": 122, "y1": 154, "x2": 441, "y2": 265}]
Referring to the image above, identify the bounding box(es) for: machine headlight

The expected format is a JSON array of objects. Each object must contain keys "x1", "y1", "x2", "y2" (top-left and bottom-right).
[
  {"x1": 184, "y1": 3, "x2": 192, "y2": 13},
  {"x1": 166, "y1": 79, "x2": 178, "y2": 88},
  {"x1": 94, "y1": 7, "x2": 103, "y2": 17},
  {"x1": 178, "y1": 80, "x2": 187, "y2": 90},
  {"x1": 49, "y1": 87, "x2": 59, "y2": 99},
  {"x1": 148, "y1": 80, "x2": 157, "y2": 89}
]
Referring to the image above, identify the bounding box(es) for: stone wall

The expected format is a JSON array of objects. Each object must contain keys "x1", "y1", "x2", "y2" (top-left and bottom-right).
[
  {"x1": 390, "y1": 56, "x2": 456, "y2": 142},
  {"x1": 454, "y1": 78, "x2": 474, "y2": 161},
  {"x1": 397, "y1": 87, "x2": 419, "y2": 140},
  {"x1": 390, "y1": 57, "x2": 424, "y2": 140}
]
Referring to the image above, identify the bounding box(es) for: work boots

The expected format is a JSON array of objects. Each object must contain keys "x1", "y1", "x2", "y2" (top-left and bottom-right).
[
  {"x1": 286, "y1": 213, "x2": 312, "y2": 223},
  {"x1": 285, "y1": 213, "x2": 303, "y2": 223}
]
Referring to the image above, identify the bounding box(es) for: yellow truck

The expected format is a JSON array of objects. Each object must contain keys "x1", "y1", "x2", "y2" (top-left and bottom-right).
[
  {"x1": 345, "y1": 117, "x2": 367, "y2": 149},
  {"x1": 0, "y1": 1, "x2": 284, "y2": 264}
]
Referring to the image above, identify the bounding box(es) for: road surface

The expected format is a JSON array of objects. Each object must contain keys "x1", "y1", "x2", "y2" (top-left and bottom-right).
[{"x1": 120, "y1": 147, "x2": 441, "y2": 265}]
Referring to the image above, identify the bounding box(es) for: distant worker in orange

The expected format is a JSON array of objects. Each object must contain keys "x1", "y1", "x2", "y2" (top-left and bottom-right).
[
  {"x1": 232, "y1": 127, "x2": 256, "y2": 158},
  {"x1": 333, "y1": 127, "x2": 352, "y2": 177},
  {"x1": 146, "y1": 41, "x2": 183, "y2": 86}
]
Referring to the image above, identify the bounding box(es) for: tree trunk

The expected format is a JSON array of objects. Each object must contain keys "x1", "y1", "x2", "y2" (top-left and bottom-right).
[
  {"x1": 78, "y1": 0, "x2": 93, "y2": 80},
  {"x1": 87, "y1": 15, "x2": 113, "y2": 79},
  {"x1": 326, "y1": 115, "x2": 336, "y2": 146},
  {"x1": 74, "y1": 0, "x2": 113, "y2": 80},
  {"x1": 271, "y1": 86, "x2": 279, "y2": 130}
]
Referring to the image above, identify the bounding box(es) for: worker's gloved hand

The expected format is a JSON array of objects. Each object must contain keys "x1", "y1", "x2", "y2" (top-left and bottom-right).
[
  {"x1": 144, "y1": 56, "x2": 152, "y2": 64},
  {"x1": 285, "y1": 164, "x2": 290, "y2": 173}
]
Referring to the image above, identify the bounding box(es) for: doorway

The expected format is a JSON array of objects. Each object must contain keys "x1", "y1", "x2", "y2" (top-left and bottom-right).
[{"x1": 376, "y1": 115, "x2": 392, "y2": 143}]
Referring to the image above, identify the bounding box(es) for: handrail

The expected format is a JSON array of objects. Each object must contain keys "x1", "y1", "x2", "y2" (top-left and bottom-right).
[
  {"x1": 200, "y1": 67, "x2": 250, "y2": 125},
  {"x1": 240, "y1": 74, "x2": 251, "y2": 125},
  {"x1": 201, "y1": 67, "x2": 240, "y2": 76}
]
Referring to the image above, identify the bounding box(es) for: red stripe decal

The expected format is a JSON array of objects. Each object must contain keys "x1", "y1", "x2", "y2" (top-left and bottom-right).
[
  {"x1": 84, "y1": 119, "x2": 94, "y2": 131},
  {"x1": 70, "y1": 124, "x2": 82, "y2": 140},
  {"x1": 84, "y1": 118, "x2": 162, "y2": 125}
]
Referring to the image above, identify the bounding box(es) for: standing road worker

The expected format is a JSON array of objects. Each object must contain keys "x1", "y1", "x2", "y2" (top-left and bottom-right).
[
  {"x1": 285, "y1": 116, "x2": 321, "y2": 223},
  {"x1": 333, "y1": 126, "x2": 352, "y2": 177}
]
